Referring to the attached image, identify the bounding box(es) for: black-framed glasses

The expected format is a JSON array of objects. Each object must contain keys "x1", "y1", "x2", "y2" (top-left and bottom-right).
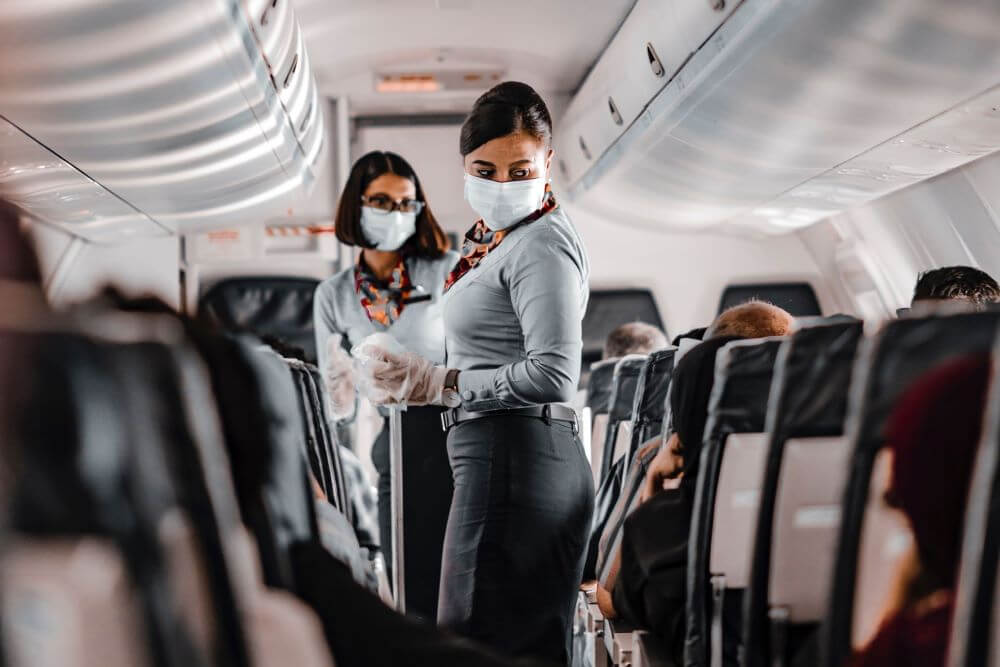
[{"x1": 361, "y1": 195, "x2": 425, "y2": 215}]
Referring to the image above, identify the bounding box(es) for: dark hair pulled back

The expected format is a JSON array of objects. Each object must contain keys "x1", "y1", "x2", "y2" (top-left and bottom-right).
[{"x1": 459, "y1": 81, "x2": 552, "y2": 157}]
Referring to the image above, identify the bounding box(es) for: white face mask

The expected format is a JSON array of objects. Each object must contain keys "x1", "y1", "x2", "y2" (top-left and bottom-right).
[
  {"x1": 360, "y1": 207, "x2": 417, "y2": 251},
  {"x1": 463, "y1": 174, "x2": 547, "y2": 231}
]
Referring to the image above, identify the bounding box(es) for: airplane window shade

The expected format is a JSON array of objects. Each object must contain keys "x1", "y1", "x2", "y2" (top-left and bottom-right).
[
  {"x1": 580, "y1": 289, "x2": 665, "y2": 385},
  {"x1": 718, "y1": 283, "x2": 821, "y2": 317},
  {"x1": 199, "y1": 277, "x2": 320, "y2": 364}
]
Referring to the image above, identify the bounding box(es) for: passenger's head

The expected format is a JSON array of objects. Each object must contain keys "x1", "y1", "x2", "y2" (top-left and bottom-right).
[
  {"x1": 911, "y1": 266, "x2": 1000, "y2": 310},
  {"x1": 885, "y1": 354, "x2": 990, "y2": 587},
  {"x1": 668, "y1": 336, "x2": 742, "y2": 482},
  {"x1": 603, "y1": 322, "x2": 668, "y2": 360},
  {"x1": 335, "y1": 151, "x2": 449, "y2": 257},
  {"x1": 706, "y1": 300, "x2": 794, "y2": 340}
]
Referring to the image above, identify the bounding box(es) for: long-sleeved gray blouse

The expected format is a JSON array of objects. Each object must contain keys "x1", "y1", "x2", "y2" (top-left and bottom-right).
[{"x1": 443, "y1": 205, "x2": 590, "y2": 412}]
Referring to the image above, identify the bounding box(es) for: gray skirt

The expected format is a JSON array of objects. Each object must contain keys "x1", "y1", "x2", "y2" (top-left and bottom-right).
[{"x1": 437, "y1": 414, "x2": 595, "y2": 665}]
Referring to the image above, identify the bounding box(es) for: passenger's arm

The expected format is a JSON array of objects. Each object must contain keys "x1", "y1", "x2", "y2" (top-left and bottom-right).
[{"x1": 458, "y1": 229, "x2": 586, "y2": 410}]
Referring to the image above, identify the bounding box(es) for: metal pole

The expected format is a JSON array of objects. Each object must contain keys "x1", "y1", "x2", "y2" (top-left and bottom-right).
[{"x1": 389, "y1": 406, "x2": 406, "y2": 613}]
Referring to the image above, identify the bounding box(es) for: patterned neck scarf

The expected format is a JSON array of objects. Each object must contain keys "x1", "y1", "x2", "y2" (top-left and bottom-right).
[
  {"x1": 354, "y1": 254, "x2": 414, "y2": 327},
  {"x1": 444, "y1": 190, "x2": 557, "y2": 292}
]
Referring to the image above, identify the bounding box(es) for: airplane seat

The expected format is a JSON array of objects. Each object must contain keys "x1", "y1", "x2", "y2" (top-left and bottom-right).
[
  {"x1": 130, "y1": 324, "x2": 337, "y2": 667},
  {"x1": 286, "y1": 362, "x2": 346, "y2": 514},
  {"x1": 111, "y1": 340, "x2": 257, "y2": 667},
  {"x1": 821, "y1": 309, "x2": 1000, "y2": 667},
  {"x1": 296, "y1": 361, "x2": 352, "y2": 522},
  {"x1": 1, "y1": 332, "x2": 204, "y2": 667},
  {"x1": 595, "y1": 349, "x2": 677, "y2": 588},
  {"x1": 586, "y1": 357, "x2": 620, "y2": 484},
  {"x1": 585, "y1": 355, "x2": 649, "y2": 584},
  {"x1": 946, "y1": 344, "x2": 1000, "y2": 667},
  {"x1": 198, "y1": 276, "x2": 321, "y2": 364},
  {"x1": 629, "y1": 348, "x2": 677, "y2": 459},
  {"x1": 687, "y1": 338, "x2": 783, "y2": 667},
  {"x1": 189, "y1": 333, "x2": 320, "y2": 589},
  {"x1": 742, "y1": 321, "x2": 864, "y2": 667}
]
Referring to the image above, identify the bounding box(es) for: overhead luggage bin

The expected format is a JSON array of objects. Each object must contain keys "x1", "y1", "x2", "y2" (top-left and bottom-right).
[
  {"x1": 0, "y1": 0, "x2": 326, "y2": 240},
  {"x1": 556, "y1": 0, "x2": 1000, "y2": 234}
]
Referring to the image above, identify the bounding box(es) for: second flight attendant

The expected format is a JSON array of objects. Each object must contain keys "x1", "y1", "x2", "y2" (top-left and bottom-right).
[
  {"x1": 314, "y1": 151, "x2": 457, "y2": 622},
  {"x1": 355, "y1": 82, "x2": 594, "y2": 664}
]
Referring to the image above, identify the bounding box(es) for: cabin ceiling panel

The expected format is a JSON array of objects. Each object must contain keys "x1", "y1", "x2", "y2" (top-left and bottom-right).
[
  {"x1": 562, "y1": 0, "x2": 1000, "y2": 235},
  {"x1": 0, "y1": 0, "x2": 325, "y2": 240},
  {"x1": 290, "y1": 0, "x2": 636, "y2": 114}
]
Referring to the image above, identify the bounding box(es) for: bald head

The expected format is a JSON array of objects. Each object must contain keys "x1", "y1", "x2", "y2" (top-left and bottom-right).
[{"x1": 706, "y1": 300, "x2": 793, "y2": 340}]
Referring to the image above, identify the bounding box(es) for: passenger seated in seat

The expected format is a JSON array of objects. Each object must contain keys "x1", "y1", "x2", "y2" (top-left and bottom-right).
[
  {"x1": 604, "y1": 322, "x2": 669, "y2": 359},
  {"x1": 911, "y1": 266, "x2": 1000, "y2": 310},
  {"x1": 705, "y1": 299, "x2": 794, "y2": 339},
  {"x1": 641, "y1": 301, "x2": 793, "y2": 503},
  {"x1": 848, "y1": 355, "x2": 990, "y2": 667},
  {"x1": 598, "y1": 337, "x2": 741, "y2": 665}
]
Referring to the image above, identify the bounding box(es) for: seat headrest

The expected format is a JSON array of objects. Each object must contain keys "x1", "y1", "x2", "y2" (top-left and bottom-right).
[
  {"x1": 768, "y1": 320, "x2": 864, "y2": 439},
  {"x1": 608, "y1": 355, "x2": 648, "y2": 421},
  {"x1": 199, "y1": 277, "x2": 319, "y2": 364}
]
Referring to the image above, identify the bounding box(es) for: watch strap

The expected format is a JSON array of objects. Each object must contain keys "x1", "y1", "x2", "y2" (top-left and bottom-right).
[{"x1": 444, "y1": 368, "x2": 460, "y2": 392}]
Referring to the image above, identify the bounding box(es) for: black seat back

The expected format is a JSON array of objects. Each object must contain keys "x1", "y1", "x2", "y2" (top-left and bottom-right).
[
  {"x1": 628, "y1": 348, "x2": 676, "y2": 461},
  {"x1": 190, "y1": 332, "x2": 317, "y2": 592},
  {"x1": 199, "y1": 276, "x2": 320, "y2": 364},
  {"x1": 598, "y1": 355, "x2": 648, "y2": 484},
  {"x1": 687, "y1": 338, "x2": 782, "y2": 667},
  {"x1": 820, "y1": 309, "x2": 1000, "y2": 667},
  {"x1": 948, "y1": 338, "x2": 1000, "y2": 667},
  {"x1": 585, "y1": 358, "x2": 619, "y2": 414},
  {"x1": 4, "y1": 332, "x2": 205, "y2": 667},
  {"x1": 110, "y1": 340, "x2": 252, "y2": 667},
  {"x1": 742, "y1": 320, "x2": 864, "y2": 667}
]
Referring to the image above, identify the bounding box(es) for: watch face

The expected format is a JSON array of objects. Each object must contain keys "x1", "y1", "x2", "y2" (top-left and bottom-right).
[{"x1": 443, "y1": 390, "x2": 462, "y2": 408}]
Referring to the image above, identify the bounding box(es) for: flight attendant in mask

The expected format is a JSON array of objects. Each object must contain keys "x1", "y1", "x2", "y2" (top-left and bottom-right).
[
  {"x1": 355, "y1": 83, "x2": 594, "y2": 664},
  {"x1": 314, "y1": 151, "x2": 457, "y2": 623}
]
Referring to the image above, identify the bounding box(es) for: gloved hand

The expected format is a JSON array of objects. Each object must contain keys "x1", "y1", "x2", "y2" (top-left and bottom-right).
[
  {"x1": 323, "y1": 335, "x2": 357, "y2": 420},
  {"x1": 352, "y1": 333, "x2": 449, "y2": 406}
]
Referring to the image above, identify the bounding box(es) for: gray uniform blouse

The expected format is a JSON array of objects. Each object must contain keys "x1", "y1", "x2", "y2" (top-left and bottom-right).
[
  {"x1": 314, "y1": 251, "x2": 459, "y2": 375},
  {"x1": 443, "y1": 206, "x2": 590, "y2": 412}
]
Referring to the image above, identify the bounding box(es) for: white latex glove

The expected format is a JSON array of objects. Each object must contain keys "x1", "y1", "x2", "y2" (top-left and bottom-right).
[
  {"x1": 323, "y1": 335, "x2": 357, "y2": 421},
  {"x1": 352, "y1": 333, "x2": 448, "y2": 407}
]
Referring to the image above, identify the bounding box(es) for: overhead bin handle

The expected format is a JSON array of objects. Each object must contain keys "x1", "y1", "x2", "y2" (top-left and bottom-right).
[
  {"x1": 646, "y1": 43, "x2": 665, "y2": 78},
  {"x1": 284, "y1": 54, "x2": 299, "y2": 89},
  {"x1": 608, "y1": 98, "x2": 623, "y2": 126}
]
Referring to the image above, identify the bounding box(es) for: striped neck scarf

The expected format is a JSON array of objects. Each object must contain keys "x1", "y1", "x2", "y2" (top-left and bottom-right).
[{"x1": 354, "y1": 254, "x2": 414, "y2": 327}]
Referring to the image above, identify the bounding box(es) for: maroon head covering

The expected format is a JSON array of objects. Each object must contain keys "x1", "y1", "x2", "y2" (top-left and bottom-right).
[{"x1": 885, "y1": 354, "x2": 991, "y2": 586}]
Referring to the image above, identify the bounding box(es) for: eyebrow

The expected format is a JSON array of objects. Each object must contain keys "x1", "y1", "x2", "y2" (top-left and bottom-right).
[{"x1": 471, "y1": 159, "x2": 495, "y2": 167}]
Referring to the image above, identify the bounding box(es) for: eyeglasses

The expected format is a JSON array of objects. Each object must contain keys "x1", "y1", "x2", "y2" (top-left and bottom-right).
[{"x1": 361, "y1": 195, "x2": 425, "y2": 215}]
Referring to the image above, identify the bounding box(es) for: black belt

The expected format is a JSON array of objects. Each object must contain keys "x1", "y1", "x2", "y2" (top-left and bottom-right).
[{"x1": 441, "y1": 404, "x2": 579, "y2": 433}]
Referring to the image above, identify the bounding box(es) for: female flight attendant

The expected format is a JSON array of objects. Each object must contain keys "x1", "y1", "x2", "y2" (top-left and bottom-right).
[
  {"x1": 313, "y1": 151, "x2": 457, "y2": 622},
  {"x1": 355, "y1": 82, "x2": 594, "y2": 664}
]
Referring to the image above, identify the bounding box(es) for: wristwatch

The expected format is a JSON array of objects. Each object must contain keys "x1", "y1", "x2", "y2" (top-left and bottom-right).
[{"x1": 442, "y1": 369, "x2": 462, "y2": 408}]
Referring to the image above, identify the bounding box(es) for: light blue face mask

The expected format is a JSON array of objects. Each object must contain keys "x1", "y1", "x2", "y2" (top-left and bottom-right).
[{"x1": 360, "y1": 207, "x2": 417, "y2": 251}]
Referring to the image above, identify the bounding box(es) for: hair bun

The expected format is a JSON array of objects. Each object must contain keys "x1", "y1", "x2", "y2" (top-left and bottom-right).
[
  {"x1": 474, "y1": 81, "x2": 541, "y2": 108},
  {"x1": 461, "y1": 81, "x2": 553, "y2": 156}
]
